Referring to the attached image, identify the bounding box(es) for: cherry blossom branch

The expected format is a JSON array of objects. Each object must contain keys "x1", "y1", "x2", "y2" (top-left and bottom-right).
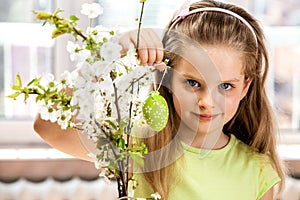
[{"x1": 136, "y1": 0, "x2": 146, "y2": 50}]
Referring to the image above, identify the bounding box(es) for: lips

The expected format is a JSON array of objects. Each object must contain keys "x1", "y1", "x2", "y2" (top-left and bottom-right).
[{"x1": 197, "y1": 113, "x2": 219, "y2": 121}]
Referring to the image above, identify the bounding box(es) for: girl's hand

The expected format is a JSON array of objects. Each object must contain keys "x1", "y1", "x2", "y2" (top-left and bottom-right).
[{"x1": 119, "y1": 28, "x2": 164, "y2": 67}]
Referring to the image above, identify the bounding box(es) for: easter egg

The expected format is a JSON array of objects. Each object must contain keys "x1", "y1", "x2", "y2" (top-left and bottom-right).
[{"x1": 142, "y1": 91, "x2": 169, "y2": 131}]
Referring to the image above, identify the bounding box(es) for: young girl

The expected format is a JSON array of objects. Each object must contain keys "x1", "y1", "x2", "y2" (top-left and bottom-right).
[{"x1": 34, "y1": 0, "x2": 285, "y2": 199}]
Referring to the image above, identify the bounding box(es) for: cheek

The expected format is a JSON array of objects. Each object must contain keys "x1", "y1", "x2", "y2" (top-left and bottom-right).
[
  {"x1": 224, "y1": 96, "x2": 241, "y2": 122},
  {"x1": 172, "y1": 94, "x2": 181, "y2": 116},
  {"x1": 171, "y1": 89, "x2": 198, "y2": 116}
]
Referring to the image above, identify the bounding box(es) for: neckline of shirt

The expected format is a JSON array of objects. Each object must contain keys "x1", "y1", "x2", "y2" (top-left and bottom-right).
[{"x1": 181, "y1": 134, "x2": 236, "y2": 156}]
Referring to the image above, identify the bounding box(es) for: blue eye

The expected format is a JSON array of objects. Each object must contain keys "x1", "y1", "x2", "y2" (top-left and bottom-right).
[
  {"x1": 186, "y1": 80, "x2": 200, "y2": 87},
  {"x1": 219, "y1": 83, "x2": 232, "y2": 90}
]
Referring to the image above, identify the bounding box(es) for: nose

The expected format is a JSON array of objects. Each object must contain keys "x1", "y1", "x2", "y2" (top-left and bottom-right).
[{"x1": 197, "y1": 89, "x2": 215, "y2": 109}]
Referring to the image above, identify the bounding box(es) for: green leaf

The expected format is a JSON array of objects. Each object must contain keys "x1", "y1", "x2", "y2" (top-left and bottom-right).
[
  {"x1": 33, "y1": 77, "x2": 41, "y2": 86},
  {"x1": 36, "y1": 94, "x2": 44, "y2": 102},
  {"x1": 7, "y1": 92, "x2": 21, "y2": 100},
  {"x1": 27, "y1": 78, "x2": 37, "y2": 86},
  {"x1": 10, "y1": 84, "x2": 20, "y2": 91},
  {"x1": 12, "y1": 74, "x2": 22, "y2": 89},
  {"x1": 52, "y1": 29, "x2": 65, "y2": 39},
  {"x1": 118, "y1": 138, "x2": 125, "y2": 149},
  {"x1": 130, "y1": 152, "x2": 144, "y2": 168},
  {"x1": 96, "y1": 136, "x2": 110, "y2": 149},
  {"x1": 119, "y1": 119, "x2": 128, "y2": 130},
  {"x1": 140, "y1": 143, "x2": 148, "y2": 154},
  {"x1": 105, "y1": 119, "x2": 118, "y2": 130},
  {"x1": 24, "y1": 93, "x2": 30, "y2": 102},
  {"x1": 69, "y1": 15, "x2": 79, "y2": 22},
  {"x1": 33, "y1": 10, "x2": 52, "y2": 20},
  {"x1": 10, "y1": 74, "x2": 25, "y2": 91},
  {"x1": 54, "y1": 8, "x2": 64, "y2": 15},
  {"x1": 23, "y1": 87, "x2": 29, "y2": 94}
]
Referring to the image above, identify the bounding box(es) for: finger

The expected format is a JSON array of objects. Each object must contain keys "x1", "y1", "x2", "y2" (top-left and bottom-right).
[
  {"x1": 147, "y1": 48, "x2": 157, "y2": 66},
  {"x1": 138, "y1": 48, "x2": 148, "y2": 66},
  {"x1": 155, "y1": 48, "x2": 164, "y2": 64}
]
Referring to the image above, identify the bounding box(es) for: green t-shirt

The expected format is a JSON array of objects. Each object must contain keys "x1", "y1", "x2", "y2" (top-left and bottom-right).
[{"x1": 133, "y1": 134, "x2": 280, "y2": 200}]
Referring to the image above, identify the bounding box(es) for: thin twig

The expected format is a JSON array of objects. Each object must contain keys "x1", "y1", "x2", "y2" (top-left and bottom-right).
[
  {"x1": 136, "y1": 1, "x2": 145, "y2": 50},
  {"x1": 93, "y1": 119, "x2": 127, "y2": 196},
  {"x1": 125, "y1": 83, "x2": 135, "y2": 189},
  {"x1": 117, "y1": 68, "x2": 156, "y2": 101},
  {"x1": 72, "y1": 27, "x2": 87, "y2": 40},
  {"x1": 113, "y1": 82, "x2": 121, "y2": 125}
]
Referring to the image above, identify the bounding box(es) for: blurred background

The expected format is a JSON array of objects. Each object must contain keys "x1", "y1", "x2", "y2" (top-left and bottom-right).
[{"x1": 0, "y1": 0, "x2": 300, "y2": 199}]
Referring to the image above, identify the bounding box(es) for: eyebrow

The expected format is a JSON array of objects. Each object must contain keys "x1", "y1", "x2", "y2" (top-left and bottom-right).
[
  {"x1": 180, "y1": 73, "x2": 241, "y2": 83},
  {"x1": 221, "y1": 78, "x2": 241, "y2": 82}
]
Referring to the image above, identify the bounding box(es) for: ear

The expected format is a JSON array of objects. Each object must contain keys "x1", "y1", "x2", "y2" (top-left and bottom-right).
[{"x1": 240, "y1": 78, "x2": 252, "y2": 100}]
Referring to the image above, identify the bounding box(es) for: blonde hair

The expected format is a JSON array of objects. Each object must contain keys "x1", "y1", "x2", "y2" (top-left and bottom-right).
[{"x1": 139, "y1": 0, "x2": 285, "y2": 199}]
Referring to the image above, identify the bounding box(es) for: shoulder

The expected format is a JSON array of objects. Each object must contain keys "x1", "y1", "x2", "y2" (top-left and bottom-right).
[
  {"x1": 230, "y1": 134, "x2": 267, "y2": 161},
  {"x1": 230, "y1": 134, "x2": 272, "y2": 169},
  {"x1": 230, "y1": 134, "x2": 281, "y2": 199},
  {"x1": 231, "y1": 135, "x2": 270, "y2": 163}
]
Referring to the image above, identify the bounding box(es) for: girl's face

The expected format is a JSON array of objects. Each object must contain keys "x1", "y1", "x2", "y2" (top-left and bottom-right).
[{"x1": 171, "y1": 45, "x2": 251, "y2": 136}]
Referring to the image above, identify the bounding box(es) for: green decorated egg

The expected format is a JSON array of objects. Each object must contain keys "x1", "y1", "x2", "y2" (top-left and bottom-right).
[{"x1": 142, "y1": 91, "x2": 169, "y2": 131}]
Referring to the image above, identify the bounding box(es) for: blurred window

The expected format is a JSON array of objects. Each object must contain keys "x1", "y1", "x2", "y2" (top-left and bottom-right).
[{"x1": 0, "y1": 0, "x2": 54, "y2": 120}]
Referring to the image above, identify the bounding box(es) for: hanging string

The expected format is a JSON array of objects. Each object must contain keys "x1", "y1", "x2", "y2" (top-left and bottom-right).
[{"x1": 156, "y1": 67, "x2": 168, "y2": 91}]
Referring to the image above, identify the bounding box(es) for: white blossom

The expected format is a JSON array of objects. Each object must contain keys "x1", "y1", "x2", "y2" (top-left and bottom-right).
[
  {"x1": 130, "y1": 95, "x2": 144, "y2": 121},
  {"x1": 60, "y1": 70, "x2": 74, "y2": 88},
  {"x1": 57, "y1": 116, "x2": 69, "y2": 130},
  {"x1": 118, "y1": 44, "x2": 138, "y2": 67},
  {"x1": 66, "y1": 41, "x2": 80, "y2": 61},
  {"x1": 94, "y1": 93, "x2": 109, "y2": 120},
  {"x1": 39, "y1": 73, "x2": 56, "y2": 88},
  {"x1": 88, "y1": 153, "x2": 102, "y2": 170},
  {"x1": 76, "y1": 97, "x2": 95, "y2": 119},
  {"x1": 66, "y1": 41, "x2": 91, "y2": 63},
  {"x1": 100, "y1": 41, "x2": 122, "y2": 63},
  {"x1": 80, "y1": 3, "x2": 103, "y2": 19},
  {"x1": 115, "y1": 66, "x2": 154, "y2": 95},
  {"x1": 99, "y1": 170, "x2": 111, "y2": 184},
  {"x1": 57, "y1": 110, "x2": 73, "y2": 129},
  {"x1": 77, "y1": 61, "x2": 95, "y2": 80},
  {"x1": 81, "y1": 121, "x2": 97, "y2": 136},
  {"x1": 91, "y1": 60, "x2": 115, "y2": 77},
  {"x1": 86, "y1": 25, "x2": 115, "y2": 43},
  {"x1": 98, "y1": 76, "x2": 114, "y2": 95},
  {"x1": 39, "y1": 105, "x2": 58, "y2": 123},
  {"x1": 45, "y1": 73, "x2": 54, "y2": 82},
  {"x1": 150, "y1": 193, "x2": 162, "y2": 200},
  {"x1": 73, "y1": 75, "x2": 87, "y2": 89}
]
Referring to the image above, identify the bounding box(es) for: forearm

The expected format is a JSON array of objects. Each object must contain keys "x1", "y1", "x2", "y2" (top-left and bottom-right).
[{"x1": 33, "y1": 114, "x2": 93, "y2": 162}]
